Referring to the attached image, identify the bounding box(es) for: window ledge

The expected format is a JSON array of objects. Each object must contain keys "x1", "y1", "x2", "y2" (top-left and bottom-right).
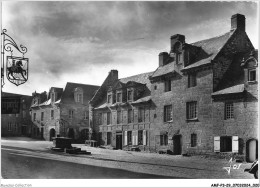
[
  {"x1": 248, "y1": 81, "x2": 257, "y2": 84},
  {"x1": 186, "y1": 118, "x2": 198, "y2": 122},
  {"x1": 164, "y1": 120, "x2": 173, "y2": 123}
]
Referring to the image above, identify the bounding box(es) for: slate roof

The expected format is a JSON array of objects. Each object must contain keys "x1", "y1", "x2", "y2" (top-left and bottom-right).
[
  {"x1": 131, "y1": 96, "x2": 151, "y2": 104},
  {"x1": 212, "y1": 84, "x2": 244, "y2": 96},
  {"x1": 1, "y1": 92, "x2": 31, "y2": 98},
  {"x1": 151, "y1": 62, "x2": 176, "y2": 78},
  {"x1": 182, "y1": 30, "x2": 235, "y2": 70},
  {"x1": 60, "y1": 82, "x2": 99, "y2": 105},
  {"x1": 119, "y1": 71, "x2": 153, "y2": 90}
]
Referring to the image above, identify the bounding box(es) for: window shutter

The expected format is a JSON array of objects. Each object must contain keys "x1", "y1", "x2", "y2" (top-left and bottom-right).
[
  {"x1": 232, "y1": 136, "x2": 239, "y2": 153},
  {"x1": 124, "y1": 131, "x2": 128, "y2": 146},
  {"x1": 214, "y1": 136, "x2": 220, "y2": 152},
  {"x1": 132, "y1": 131, "x2": 135, "y2": 145},
  {"x1": 143, "y1": 130, "x2": 147, "y2": 145},
  {"x1": 135, "y1": 131, "x2": 138, "y2": 146}
]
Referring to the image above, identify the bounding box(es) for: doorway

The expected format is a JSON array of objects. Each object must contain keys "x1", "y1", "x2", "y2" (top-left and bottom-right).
[
  {"x1": 21, "y1": 126, "x2": 27, "y2": 135},
  {"x1": 246, "y1": 139, "x2": 258, "y2": 162},
  {"x1": 173, "y1": 135, "x2": 182, "y2": 155},
  {"x1": 68, "y1": 128, "x2": 75, "y2": 140},
  {"x1": 49, "y1": 128, "x2": 56, "y2": 141},
  {"x1": 116, "y1": 132, "x2": 122, "y2": 150}
]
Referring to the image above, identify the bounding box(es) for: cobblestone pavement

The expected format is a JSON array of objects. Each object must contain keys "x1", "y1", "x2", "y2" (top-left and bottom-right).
[{"x1": 1, "y1": 137, "x2": 255, "y2": 179}]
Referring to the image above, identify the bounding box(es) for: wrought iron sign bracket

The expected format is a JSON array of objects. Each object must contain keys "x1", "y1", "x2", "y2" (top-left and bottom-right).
[{"x1": 1, "y1": 29, "x2": 29, "y2": 87}]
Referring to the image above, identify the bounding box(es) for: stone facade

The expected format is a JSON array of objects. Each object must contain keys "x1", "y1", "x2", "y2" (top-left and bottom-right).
[
  {"x1": 1, "y1": 92, "x2": 33, "y2": 137},
  {"x1": 90, "y1": 14, "x2": 258, "y2": 159},
  {"x1": 30, "y1": 83, "x2": 99, "y2": 142}
]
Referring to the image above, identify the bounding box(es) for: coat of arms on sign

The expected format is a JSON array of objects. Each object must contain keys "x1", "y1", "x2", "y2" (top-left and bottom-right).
[{"x1": 6, "y1": 56, "x2": 29, "y2": 86}]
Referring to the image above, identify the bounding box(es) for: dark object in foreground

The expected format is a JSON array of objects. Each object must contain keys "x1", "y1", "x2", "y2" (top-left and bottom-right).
[
  {"x1": 53, "y1": 137, "x2": 72, "y2": 149},
  {"x1": 244, "y1": 160, "x2": 258, "y2": 179},
  {"x1": 51, "y1": 137, "x2": 91, "y2": 155}
]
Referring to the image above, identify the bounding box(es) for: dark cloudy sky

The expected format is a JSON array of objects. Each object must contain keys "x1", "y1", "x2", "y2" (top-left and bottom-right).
[{"x1": 2, "y1": 1, "x2": 258, "y2": 95}]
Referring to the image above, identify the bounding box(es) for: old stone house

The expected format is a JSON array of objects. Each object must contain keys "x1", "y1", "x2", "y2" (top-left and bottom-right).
[
  {"x1": 1, "y1": 92, "x2": 33, "y2": 137},
  {"x1": 30, "y1": 82, "x2": 99, "y2": 141},
  {"x1": 90, "y1": 14, "x2": 258, "y2": 161}
]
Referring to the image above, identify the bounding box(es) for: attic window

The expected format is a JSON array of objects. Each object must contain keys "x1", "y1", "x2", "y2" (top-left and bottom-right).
[
  {"x1": 107, "y1": 93, "x2": 112, "y2": 104},
  {"x1": 248, "y1": 69, "x2": 256, "y2": 82},
  {"x1": 127, "y1": 89, "x2": 133, "y2": 102},
  {"x1": 74, "y1": 87, "x2": 83, "y2": 104},
  {"x1": 116, "y1": 92, "x2": 122, "y2": 103}
]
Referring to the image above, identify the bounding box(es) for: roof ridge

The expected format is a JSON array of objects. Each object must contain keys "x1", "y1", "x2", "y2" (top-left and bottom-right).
[
  {"x1": 66, "y1": 82, "x2": 99, "y2": 87},
  {"x1": 191, "y1": 31, "x2": 233, "y2": 46},
  {"x1": 119, "y1": 71, "x2": 154, "y2": 81}
]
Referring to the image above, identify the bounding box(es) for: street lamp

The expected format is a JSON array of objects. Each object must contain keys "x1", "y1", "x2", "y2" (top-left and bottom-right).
[{"x1": 1, "y1": 29, "x2": 29, "y2": 88}]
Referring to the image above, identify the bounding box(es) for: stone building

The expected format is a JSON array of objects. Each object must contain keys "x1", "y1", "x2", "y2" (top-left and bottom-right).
[
  {"x1": 30, "y1": 82, "x2": 99, "y2": 141},
  {"x1": 90, "y1": 14, "x2": 258, "y2": 160},
  {"x1": 1, "y1": 92, "x2": 33, "y2": 137}
]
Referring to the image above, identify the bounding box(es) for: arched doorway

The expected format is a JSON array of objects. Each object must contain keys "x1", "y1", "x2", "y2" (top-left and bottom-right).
[
  {"x1": 68, "y1": 128, "x2": 75, "y2": 140},
  {"x1": 80, "y1": 129, "x2": 89, "y2": 141},
  {"x1": 173, "y1": 135, "x2": 182, "y2": 155},
  {"x1": 49, "y1": 128, "x2": 56, "y2": 141},
  {"x1": 246, "y1": 139, "x2": 258, "y2": 162}
]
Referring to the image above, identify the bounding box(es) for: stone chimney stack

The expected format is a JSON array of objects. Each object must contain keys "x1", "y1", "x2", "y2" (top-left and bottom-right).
[
  {"x1": 231, "y1": 14, "x2": 245, "y2": 32},
  {"x1": 159, "y1": 52, "x2": 169, "y2": 66}
]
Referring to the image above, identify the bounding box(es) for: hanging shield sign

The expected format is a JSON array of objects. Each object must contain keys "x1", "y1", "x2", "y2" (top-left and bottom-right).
[{"x1": 6, "y1": 56, "x2": 29, "y2": 86}]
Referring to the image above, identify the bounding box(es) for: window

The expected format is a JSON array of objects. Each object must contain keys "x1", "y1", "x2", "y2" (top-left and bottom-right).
[
  {"x1": 138, "y1": 107, "x2": 144, "y2": 122},
  {"x1": 164, "y1": 79, "x2": 171, "y2": 92},
  {"x1": 116, "y1": 92, "x2": 122, "y2": 103},
  {"x1": 128, "y1": 109, "x2": 133, "y2": 123},
  {"x1": 214, "y1": 136, "x2": 239, "y2": 153},
  {"x1": 22, "y1": 110, "x2": 26, "y2": 118},
  {"x1": 176, "y1": 53, "x2": 181, "y2": 64},
  {"x1": 107, "y1": 94, "x2": 112, "y2": 104},
  {"x1": 186, "y1": 101, "x2": 197, "y2": 120},
  {"x1": 76, "y1": 93, "x2": 83, "y2": 103},
  {"x1": 97, "y1": 113, "x2": 103, "y2": 125},
  {"x1": 107, "y1": 132, "x2": 112, "y2": 145},
  {"x1": 8, "y1": 122, "x2": 12, "y2": 131},
  {"x1": 127, "y1": 90, "x2": 133, "y2": 102},
  {"x1": 220, "y1": 136, "x2": 232, "y2": 152},
  {"x1": 160, "y1": 134, "x2": 168, "y2": 146},
  {"x1": 84, "y1": 111, "x2": 88, "y2": 120},
  {"x1": 248, "y1": 69, "x2": 256, "y2": 82},
  {"x1": 33, "y1": 113, "x2": 36, "y2": 121},
  {"x1": 51, "y1": 110, "x2": 54, "y2": 119},
  {"x1": 69, "y1": 110, "x2": 74, "y2": 119},
  {"x1": 154, "y1": 85, "x2": 157, "y2": 90},
  {"x1": 191, "y1": 133, "x2": 197, "y2": 147},
  {"x1": 164, "y1": 105, "x2": 173, "y2": 122},
  {"x1": 138, "y1": 130, "x2": 143, "y2": 145},
  {"x1": 107, "y1": 112, "x2": 111, "y2": 125},
  {"x1": 51, "y1": 93, "x2": 55, "y2": 103},
  {"x1": 127, "y1": 131, "x2": 132, "y2": 145},
  {"x1": 117, "y1": 111, "x2": 121, "y2": 124},
  {"x1": 188, "y1": 73, "x2": 197, "y2": 88},
  {"x1": 225, "y1": 102, "x2": 234, "y2": 120},
  {"x1": 14, "y1": 123, "x2": 17, "y2": 132},
  {"x1": 41, "y1": 112, "x2": 44, "y2": 121}
]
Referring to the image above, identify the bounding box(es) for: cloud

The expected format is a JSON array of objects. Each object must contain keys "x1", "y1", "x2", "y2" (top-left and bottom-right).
[{"x1": 1, "y1": 1, "x2": 258, "y2": 95}]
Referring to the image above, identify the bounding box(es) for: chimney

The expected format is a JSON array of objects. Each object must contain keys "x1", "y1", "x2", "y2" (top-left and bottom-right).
[
  {"x1": 159, "y1": 52, "x2": 169, "y2": 66},
  {"x1": 109, "y1": 69, "x2": 118, "y2": 83},
  {"x1": 231, "y1": 14, "x2": 245, "y2": 32}
]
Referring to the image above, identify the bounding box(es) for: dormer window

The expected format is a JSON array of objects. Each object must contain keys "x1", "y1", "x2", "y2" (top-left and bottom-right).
[
  {"x1": 107, "y1": 93, "x2": 112, "y2": 104},
  {"x1": 116, "y1": 92, "x2": 122, "y2": 103},
  {"x1": 76, "y1": 93, "x2": 83, "y2": 103},
  {"x1": 248, "y1": 69, "x2": 256, "y2": 82},
  {"x1": 127, "y1": 89, "x2": 133, "y2": 102},
  {"x1": 74, "y1": 87, "x2": 83, "y2": 104}
]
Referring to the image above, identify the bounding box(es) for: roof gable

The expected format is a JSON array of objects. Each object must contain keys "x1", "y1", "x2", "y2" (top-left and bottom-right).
[{"x1": 60, "y1": 82, "x2": 99, "y2": 105}]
